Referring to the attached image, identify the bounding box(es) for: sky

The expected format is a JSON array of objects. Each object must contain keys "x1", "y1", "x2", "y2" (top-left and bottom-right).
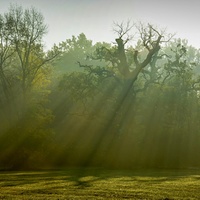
[{"x1": 0, "y1": 0, "x2": 200, "y2": 50}]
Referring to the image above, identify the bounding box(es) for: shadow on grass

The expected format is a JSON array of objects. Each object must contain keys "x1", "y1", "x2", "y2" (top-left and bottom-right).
[
  {"x1": 0, "y1": 169, "x2": 105, "y2": 189},
  {"x1": 0, "y1": 168, "x2": 200, "y2": 199},
  {"x1": 1, "y1": 168, "x2": 200, "y2": 187}
]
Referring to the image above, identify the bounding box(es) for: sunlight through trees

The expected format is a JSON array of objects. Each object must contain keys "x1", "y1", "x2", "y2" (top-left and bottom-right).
[{"x1": 1, "y1": 5, "x2": 200, "y2": 170}]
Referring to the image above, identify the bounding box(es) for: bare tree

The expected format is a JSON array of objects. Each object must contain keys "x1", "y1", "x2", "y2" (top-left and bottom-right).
[
  {"x1": 90, "y1": 22, "x2": 172, "y2": 88},
  {"x1": 115, "y1": 23, "x2": 165, "y2": 81}
]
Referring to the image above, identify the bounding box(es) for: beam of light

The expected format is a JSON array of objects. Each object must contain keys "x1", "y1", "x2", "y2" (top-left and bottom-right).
[
  {"x1": 53, "y1": 78, "x2": 120, "y2": 166},
  {"x1": 54, "y1": 77, "x2": 139, "y2": 168}
]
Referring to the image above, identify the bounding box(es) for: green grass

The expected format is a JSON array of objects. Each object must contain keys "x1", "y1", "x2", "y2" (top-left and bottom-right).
[{"x1": 0, "y1": 168, "x2": 200, "y2": 199}]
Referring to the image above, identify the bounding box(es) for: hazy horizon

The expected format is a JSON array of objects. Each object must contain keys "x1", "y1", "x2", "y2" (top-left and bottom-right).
[{"x1": 1, "y1": 0, "x2": 200, "y2": 49}]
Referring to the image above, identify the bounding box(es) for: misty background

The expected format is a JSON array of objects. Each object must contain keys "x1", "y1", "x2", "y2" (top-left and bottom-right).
[
  {"x1": 1, "y1": 0, "x2": 200, "y2": 49},
  {"x1": 1, "y1": 1, "x2": 200, "y2": 170}
]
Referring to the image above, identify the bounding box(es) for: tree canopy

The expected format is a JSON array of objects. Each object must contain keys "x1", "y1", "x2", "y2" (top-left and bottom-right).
[{"x1": 1, "y1": 5, "x2": 200, "y2": 170}]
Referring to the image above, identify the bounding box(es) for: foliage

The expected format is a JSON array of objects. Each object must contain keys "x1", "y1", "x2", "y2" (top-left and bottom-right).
[
  {"x1": 56, "y1": 27, "x2": 200, "y2": 169},
  {"x1": 1, "y1": 5, "x2": 200, "y2": 170},
  {"x1": 0, "y1": 5, "x2": 58, "y2": 169}
]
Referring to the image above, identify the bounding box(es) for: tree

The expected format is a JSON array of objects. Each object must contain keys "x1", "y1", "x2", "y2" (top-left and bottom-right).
[
  {"x1": 55, "y1": 33, "x2": 95, "y2": 73},
  {"x1": 89, "y1": 23, "x2": 172, "y2": 133},
  {"x1": 0, "y1": 13, "x2": 16, "y2": 128},
  {"x1": 0, "y1": 5, "x2": 59, "y2": 123},
  {"x1": 5, "y1": 5, "x2": 59, "y2": 99},
  {"x1": 93, "y1": 22, "x2": 168, "y2": 83},
  {"x1": 0, "y1": 5, "x2": 59, "y2": 169}
]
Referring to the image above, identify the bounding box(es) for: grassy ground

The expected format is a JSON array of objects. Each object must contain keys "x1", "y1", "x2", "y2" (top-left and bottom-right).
[{"x1": 0, "y1": 168, "x2": 200, "y2": 199}]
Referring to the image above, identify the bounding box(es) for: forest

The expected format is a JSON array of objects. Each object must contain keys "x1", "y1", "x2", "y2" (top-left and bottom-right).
[{"x1": 1, "y1": 5, "x2": 200, "y2": 170}]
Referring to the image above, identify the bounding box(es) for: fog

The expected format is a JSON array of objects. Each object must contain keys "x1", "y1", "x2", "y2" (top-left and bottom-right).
[{"x1": 1, "y1": 2, "x2": 200, "y2": 170}]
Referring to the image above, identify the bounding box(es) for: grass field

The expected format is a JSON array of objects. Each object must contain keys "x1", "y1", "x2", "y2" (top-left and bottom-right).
[{"x1": 0, "y1": 168, "x2": 200, "y2": 199}]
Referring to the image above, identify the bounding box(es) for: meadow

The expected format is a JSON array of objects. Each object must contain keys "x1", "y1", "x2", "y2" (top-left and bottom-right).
[{"x1": 0, "y1": 168, "x2": 200, "y2": 199}]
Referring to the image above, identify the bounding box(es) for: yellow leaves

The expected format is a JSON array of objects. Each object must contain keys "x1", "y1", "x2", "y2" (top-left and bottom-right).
[{"x1": 32, "y1": 67, "x2": 51, "y2": 90}]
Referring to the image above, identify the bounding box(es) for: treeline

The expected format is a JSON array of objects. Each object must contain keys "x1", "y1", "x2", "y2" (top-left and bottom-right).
[{"x1": 1, "y1": 6, "x2": 200, "y2": 170}]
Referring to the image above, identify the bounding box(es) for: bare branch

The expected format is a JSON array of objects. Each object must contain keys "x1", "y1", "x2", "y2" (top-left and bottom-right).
[{"x1": 113, "y1": 20, "x2": 135, "y2": 44}]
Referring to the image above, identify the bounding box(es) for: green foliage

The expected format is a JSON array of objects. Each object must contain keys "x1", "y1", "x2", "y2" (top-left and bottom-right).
[
  {"x1": 2, "y1": 4, "x2": 200, "y2": 170},
  {"x1": 54, "y1": 33, "x2": 95, "y2": 73},
  {"x1": 0, "y1": 5, "x2": 57, "y2": 170},
  {"x1": 56, "y1": 33, "x2": 200, "y2": 169}
]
